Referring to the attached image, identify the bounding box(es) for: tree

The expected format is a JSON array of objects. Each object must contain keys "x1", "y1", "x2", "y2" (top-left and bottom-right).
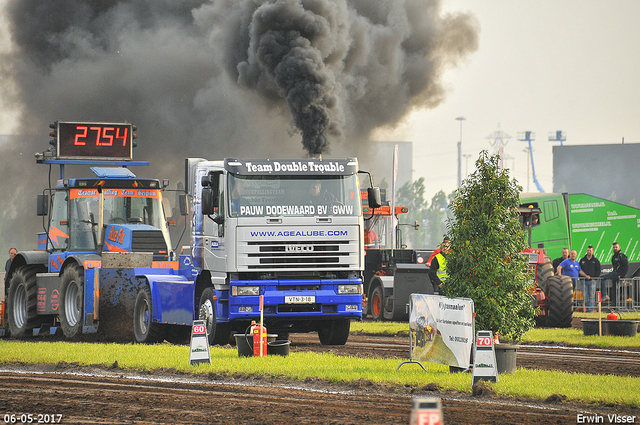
[
  {"x1": 444, "y1": 151, "x2": 536, "y2": 340},
  {"x1": 422, "y1": 190, "x2": 449, "y2": 248}
]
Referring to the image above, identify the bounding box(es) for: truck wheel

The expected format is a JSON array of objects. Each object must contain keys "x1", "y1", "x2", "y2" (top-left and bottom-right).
[
  {"x1": 536, "y1": 257, "x2": 554, "y2": 286},
  {"x1": 133, "y1": 286, "x2": 166, "y2": 343},
  {"x1": 369, "y1": 286, "x2": 384, "y2": 321},
  {"x1": 60, "y1": 265, "x2": 84, "y2": 338},
  {"x1": 545, "y1": 275, "x2": 573, "y2": 328},
  {"x1": 198, "y1": 287, "x2": 231, "y2": 346},
  {"x1": 318, "y1": 319, "x2": 350, "y2": 345},
  {"x1": 7, "y1": 266, "x2": 40, "y2": 337}
]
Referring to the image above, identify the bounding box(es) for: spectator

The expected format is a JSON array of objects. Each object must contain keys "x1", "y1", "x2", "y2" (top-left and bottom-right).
[
  {"x1": 579, "y1": 245, "x2": 601, "y2": 312},
  {"x1": 552, "y1": 247, "x2": 569, "y2": 274},
  {"x1": 558, "y1": 249, "x2": 590, "y2": 291},
  {"x1": 429, "y1": 240, "x2": 450, "y2": 294},
  {"x1": 5, "y1": 247, "x2": 17, "y2": 295},
  {"x1": 600, "y1": 242, "x2": 628, "y2": 304},
  {"x1": 426, "y1": 236, "x2": 450, "y2": 267}
]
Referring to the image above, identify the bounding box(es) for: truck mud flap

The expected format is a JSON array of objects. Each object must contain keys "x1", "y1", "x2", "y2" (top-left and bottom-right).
[
  {"x1": 98, "y1": 267, "x2": 146, "y2": 341},
  {"x1": 384, "y1": 264, "x2": 432, "y2": 321}
]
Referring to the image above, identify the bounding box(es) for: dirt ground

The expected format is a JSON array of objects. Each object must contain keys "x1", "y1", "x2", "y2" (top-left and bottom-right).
[{"x1": 1, "y1": 317, "x2": 639, "y2": 424}]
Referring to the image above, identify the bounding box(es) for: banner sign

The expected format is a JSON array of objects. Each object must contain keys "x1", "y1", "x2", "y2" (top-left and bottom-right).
[{"x1": 409, "y1": 294, "x2": 474, "y2": 369}]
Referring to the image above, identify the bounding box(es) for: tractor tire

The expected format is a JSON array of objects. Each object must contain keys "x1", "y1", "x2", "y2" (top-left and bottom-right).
[
  {"x1": 133, "y1": 286, "x2": 166, "y2": 343},
  {"x1": 59, "y1": 264, "x2": 84, "y2": 338},
  {"x1": 198, "y1": 287, "x2": 231, "y2": 346},
  {"x1": 536, "y1": 256, "x2": 554, "y2": 286},
  {"x1": 318, "y1": 319, "x2": 350, "y2": 345},
  {"x1": 545, "y1": 275, "x2": 573, "y2": 328},
  {"x1": 7, "y1": 266, "x2": 41, "y2": 338},
  {"x1": 369, "y1": 285, "x2": 384, "y2": 321}
]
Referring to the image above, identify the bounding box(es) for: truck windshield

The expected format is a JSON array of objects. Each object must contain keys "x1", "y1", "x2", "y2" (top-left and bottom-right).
[
  {"x1": 61, "y1": 188, "x2": 169, "y2": 251},
  {"x1": 228, "y1": 174, "x2": 361, "y2": 217}
]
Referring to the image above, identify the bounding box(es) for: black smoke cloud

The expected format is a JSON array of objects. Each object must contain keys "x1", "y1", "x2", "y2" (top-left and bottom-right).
[{"x1": 0, "y1": 0, "x2": 478, "y2": 250}]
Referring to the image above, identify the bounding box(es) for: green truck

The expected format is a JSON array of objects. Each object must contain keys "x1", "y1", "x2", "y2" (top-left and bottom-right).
[
  {"x1": 519, "y1": 193, "x2": 640, "y2": 326},
  {"x1": 520, "y1": 192, "x2": 640, "y2": 276}
]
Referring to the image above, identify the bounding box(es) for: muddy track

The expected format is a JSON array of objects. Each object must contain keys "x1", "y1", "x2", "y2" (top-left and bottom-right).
[
  {"x1": 2, "y1": 321, "x2": 640, "y2": 423},
  {"x1": 0, "y1": 367, "x2": 627, "y2": 425}
]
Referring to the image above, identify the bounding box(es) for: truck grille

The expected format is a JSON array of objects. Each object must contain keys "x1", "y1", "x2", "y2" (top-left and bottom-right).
[
  {"x1": 243, "y1": 240, "x2": 354, "y2": 270},
  {"x1": 131, "y1": 230, "x2": 168, "y2": 260}
]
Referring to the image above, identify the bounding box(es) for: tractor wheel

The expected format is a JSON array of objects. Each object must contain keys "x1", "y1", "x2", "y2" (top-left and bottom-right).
[
  {"x1": 536, "y1": 256, "x2": 554, "y2": 286},
  {"x1": 369, "y1": 285, "x2": 384, "y2": 321},
  {"x1": 198, "y1": 287, "x2": 231, "y2": 346},
  {"x1": 133, "y1": 286, "x2": 166, "y2": 343},
  {"x1": 318, "y1": 319, "x2": 350, "y2": 345},
  {"x1": 545, "y1": 275, "x2": 573, "y2": 328},
  {"x1": 7, "y1": 266, "x2": 41, "y2": 337},
  {"x1": 59, "y1": 264, "x2": 84, "y2": 338}
]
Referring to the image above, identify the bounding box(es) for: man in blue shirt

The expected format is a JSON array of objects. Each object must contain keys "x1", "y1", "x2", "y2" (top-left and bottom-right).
[{"x1": 558, "y1": 249, "x2": 591, "y2": 291}]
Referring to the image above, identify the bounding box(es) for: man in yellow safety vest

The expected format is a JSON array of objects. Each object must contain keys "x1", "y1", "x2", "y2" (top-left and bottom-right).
[{"x1": 428, "y1": 240, "x2": 450, "y2": 294}]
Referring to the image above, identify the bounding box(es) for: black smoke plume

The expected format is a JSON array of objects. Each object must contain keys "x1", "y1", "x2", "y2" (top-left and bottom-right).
[{"x1": 0, "y1": 0, "x2": 478, "y2": 250}]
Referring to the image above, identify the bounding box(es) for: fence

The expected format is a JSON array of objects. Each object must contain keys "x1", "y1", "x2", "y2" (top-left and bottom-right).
[{"x1": 572, "y1": 277, "x2": 640, "y2": 312}]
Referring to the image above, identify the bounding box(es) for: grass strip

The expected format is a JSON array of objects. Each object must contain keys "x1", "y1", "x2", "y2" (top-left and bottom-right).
[
  {"x1": 518, "y1": 328, "x2": 640, "y2": 349},
  {"x1": 1, "y1": 340, "x2": 639, "y2": 408},
  {"x1": 352, "y1": 319, "x2": 639, "y2": 349}
]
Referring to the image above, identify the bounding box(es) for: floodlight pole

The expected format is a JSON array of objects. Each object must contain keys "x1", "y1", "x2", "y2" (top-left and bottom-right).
[
  {"x1": 517, "y1": 131, "x2": 544, "y2": 193},
  {"x1": 456, "y1": 116, "x2": 466, "y2": 187}
]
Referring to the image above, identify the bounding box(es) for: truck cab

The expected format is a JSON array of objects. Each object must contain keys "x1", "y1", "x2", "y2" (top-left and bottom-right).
[{"x1": 187, "y1": 158, "x2": 369, "y2": 345}]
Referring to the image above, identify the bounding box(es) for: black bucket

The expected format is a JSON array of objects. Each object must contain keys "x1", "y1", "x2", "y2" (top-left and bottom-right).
[
  {"x1": 234, "y1": 333, "x2": 279, "y2": 357},
  {"x1": 267, "y1": 340, "x2": 291, "y2": 356},
  {"x1": 607, "y1": 320, "x2": 639, "y2": 337},
  {"x1": 582, "y1": 319, "x2": 608, "y2": 336},
  {"x1": 234, "y1": 333, "x2": 253, "y2": 357}
]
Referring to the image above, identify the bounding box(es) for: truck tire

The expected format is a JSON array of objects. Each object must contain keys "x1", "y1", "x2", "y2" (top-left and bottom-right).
[
  {"x1": 536, "y1": 256, "x2": 554, "y2": 286},
  {"x1": 545, "y1": 275, "x2": 573, "y2": 328},
  {"x1": 60, "y1": 265, "x2": 84, "y2": 338},
  {"x1": 199, "y1": 287, "x2": 231, "y2": 346},
  {"x1": 369, "y1": 285, "x2": 384, "y2": 321},
  {"x1": 133, "y1": 286, "x2": 166, "y2": 343},
  {"x1": 318, "y1": 319, "x2": 350, "y2": 345},
  {"x1": 7, "y1": 266, "x2": 41, "y2": 337}
]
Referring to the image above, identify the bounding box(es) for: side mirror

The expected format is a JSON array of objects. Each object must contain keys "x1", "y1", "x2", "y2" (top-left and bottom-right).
[
  {"x1": 367, "y1": 187, "x2": 382, "y2": 209},
  {"x1": 37, "y1": 194, "x2": 49, "y2": 216},
  {"x1": 178, "y1": 193, "x2": 188, "y2": 216},
  {"x1": 201, "y1": 187, "x2": 217, "y2": 215}
]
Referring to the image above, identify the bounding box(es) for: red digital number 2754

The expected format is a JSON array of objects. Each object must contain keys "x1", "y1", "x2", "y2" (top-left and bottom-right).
[{"x1": 74, "y1": 126, "x2": 128, "y2": 147}]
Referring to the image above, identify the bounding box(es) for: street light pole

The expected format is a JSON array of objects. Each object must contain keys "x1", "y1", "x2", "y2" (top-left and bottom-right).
[{"x1": 456, "y1": 116, "x2": 466, "y2": 187}]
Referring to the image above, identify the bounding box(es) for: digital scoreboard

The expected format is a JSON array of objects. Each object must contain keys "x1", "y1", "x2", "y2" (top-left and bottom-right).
[{"x1": 54, "y1": 121, "x2": 134, "y2": 160}]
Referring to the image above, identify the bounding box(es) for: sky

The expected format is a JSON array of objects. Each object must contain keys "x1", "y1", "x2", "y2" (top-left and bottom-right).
[
  {"x1": 372, "y1": 0, "x2": 640, "y2": 200},
  {"x1": 1, "y1": 0, "x2": 639, "y2": 201}
]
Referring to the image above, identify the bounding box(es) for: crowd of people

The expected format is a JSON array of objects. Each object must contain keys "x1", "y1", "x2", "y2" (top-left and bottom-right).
[{"x1": 553, "y1": 241, "x2": 628, "y2": 311}]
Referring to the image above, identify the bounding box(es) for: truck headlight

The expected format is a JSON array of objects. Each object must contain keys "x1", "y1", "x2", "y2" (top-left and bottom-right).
[
  {"x1": 338, "y1": 284, "x2": 362, "y2": 295},
  {"x1": 232, "y1": 286, "x2": 260, "y2": 296}
]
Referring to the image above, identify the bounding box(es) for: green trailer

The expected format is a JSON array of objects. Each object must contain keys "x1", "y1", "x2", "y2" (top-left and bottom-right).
[{"x1": 520, "y1": 192, "x2": 640, "y2": 276}]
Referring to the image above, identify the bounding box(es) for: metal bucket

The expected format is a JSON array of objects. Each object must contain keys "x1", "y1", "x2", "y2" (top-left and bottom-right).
[
  {"x1": 494, "y1": 344, "x2": 518, "y2": 374},
  {"x1": 267, "y1": 340, "x2": 291, "y2": 356}
]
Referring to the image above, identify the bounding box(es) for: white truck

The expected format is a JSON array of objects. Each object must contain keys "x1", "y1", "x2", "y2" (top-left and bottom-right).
[{"x1": 186, "y1": 158, "x2": 380, "y2": 345}]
